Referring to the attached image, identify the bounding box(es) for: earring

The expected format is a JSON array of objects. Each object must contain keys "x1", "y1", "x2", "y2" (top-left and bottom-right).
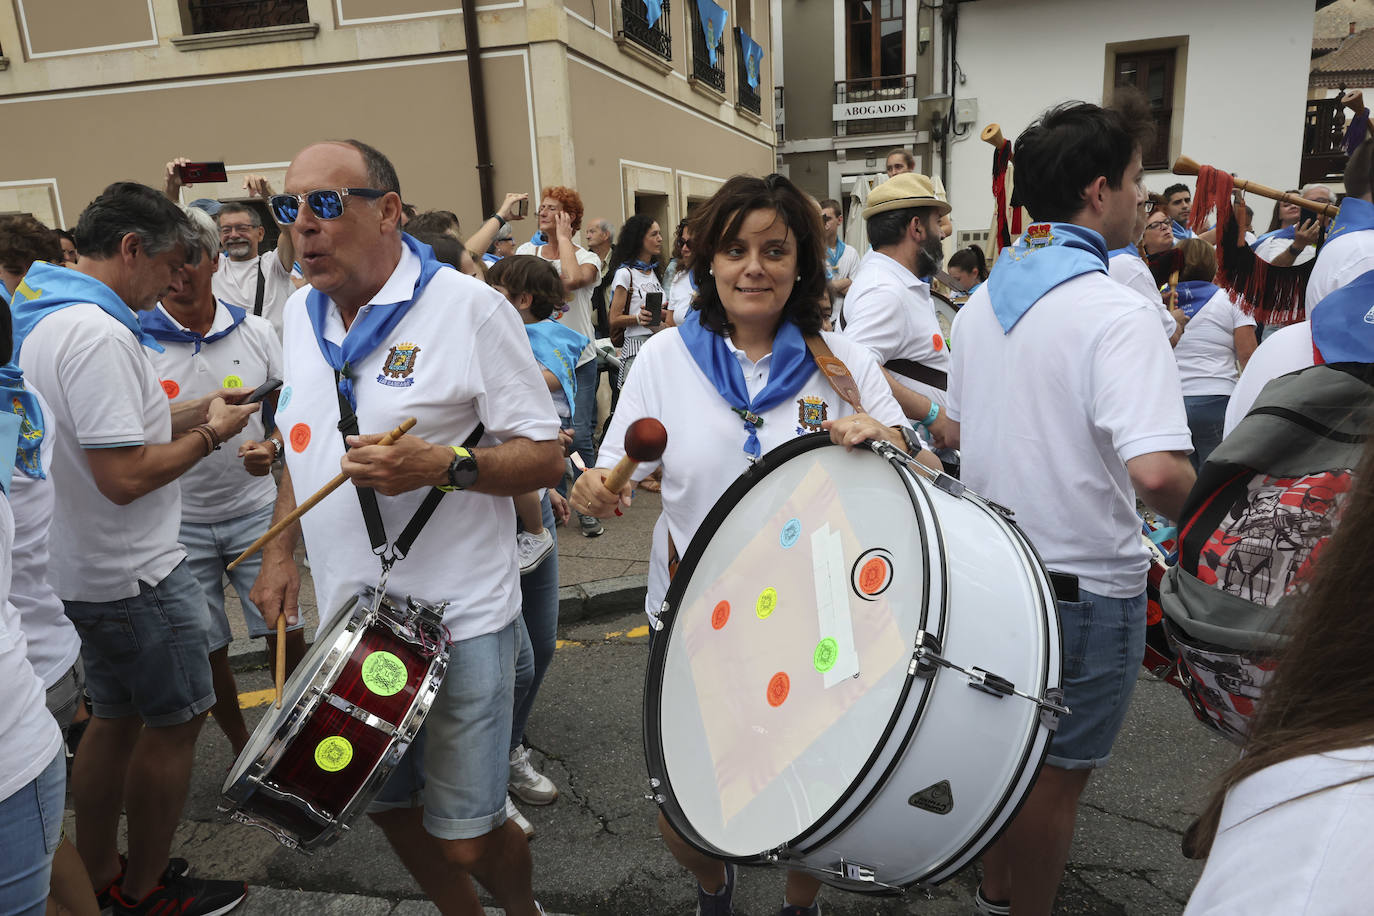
[
  {"x1": 708, "y1": 267, "x2": 714, "y2": 275},
  {"x1": 796, "y1": 274, "x2": 802, "y2": 281}
]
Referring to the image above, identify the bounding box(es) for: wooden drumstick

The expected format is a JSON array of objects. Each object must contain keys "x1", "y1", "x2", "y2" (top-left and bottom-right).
[
  {"x1": 1171, "y1": 157, "x2": 1339, "y2": 219},
  {"x1": 603, "y1": 418, "x2": 668, "y2": 494},
  {"x1": 274, "y1": 615, "x2": 286, "y2": 709},
  {"x1": 980, "y1": 123, "x2": 1006, "y2": 148},
  {"x1": 226, "y1": 417, "x2": 418, "y2": 572}
]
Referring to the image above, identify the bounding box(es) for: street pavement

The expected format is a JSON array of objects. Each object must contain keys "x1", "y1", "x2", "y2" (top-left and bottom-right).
[{"x1": 81, "y1": 489, "x2": 1237, "y2": 914}]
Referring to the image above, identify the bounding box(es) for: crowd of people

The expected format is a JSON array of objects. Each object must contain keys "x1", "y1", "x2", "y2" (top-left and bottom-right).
[{"x1": 0, "y1": 84, "x2": 1368, "y2": 916}]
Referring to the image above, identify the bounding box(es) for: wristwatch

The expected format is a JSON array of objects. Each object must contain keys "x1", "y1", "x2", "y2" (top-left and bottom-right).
[
  {"x1": 439, "y1": 445, "x2": 478, "y2": 492},
  {"x1": 1287, "y1": 243, "x2": 1304, "y2": 257},
  {"x1": 268, "y1": 434, "x2": 285, "y2": 466}
]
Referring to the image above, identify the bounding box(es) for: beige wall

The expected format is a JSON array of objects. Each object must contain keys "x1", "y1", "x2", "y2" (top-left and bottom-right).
[{"x1": 15, "y1": 0, "x2": 156, "y2": 56}]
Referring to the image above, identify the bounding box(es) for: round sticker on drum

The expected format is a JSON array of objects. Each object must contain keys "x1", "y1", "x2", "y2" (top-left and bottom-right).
[
  {"x1": 755, "y1": 587, "x2": 778, "y2": 619},
  {"x1": 314, "y1": 736, "x2": 353, "y2": 772},
  {"x1": 779, "y1": 518, "x2": 802, "y2": 549},
  {"x1": 851, "y1": 548, "x2": 895, "y2": 599},
  {"x1": 711, "y1": 600, "x2": 730, "y2": 630},
  {"x1": 766, "y1": 672, "x2": 790, "y2": 707},
  {"x1": 277, "y1": 385, "x2": 292, "y2": 411},
  {"x1": 161, "y1": 379, "x2": 180, "y2": 399},
  {"x1": 290, "y1": 423, "x2": 311, "y2": 453},
  {"x1": 361, "y1": 650, "x2": 408, "y2": 697},
  {"x1": 813, "y1": 637, "x2": 839, "y2": 673},
  {"x1": 222, "y1": 374, "x2": 244, "y2": 389}
]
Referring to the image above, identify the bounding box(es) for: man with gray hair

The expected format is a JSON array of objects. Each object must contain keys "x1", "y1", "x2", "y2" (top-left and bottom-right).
[{"x1": 11, "y1": 181, "x2": 259, "y2": 914}]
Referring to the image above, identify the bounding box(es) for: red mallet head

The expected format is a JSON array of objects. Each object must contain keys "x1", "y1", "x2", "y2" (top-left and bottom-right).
[{"x1": 623, "y1": 417, "x2": 668, "y2": 462}]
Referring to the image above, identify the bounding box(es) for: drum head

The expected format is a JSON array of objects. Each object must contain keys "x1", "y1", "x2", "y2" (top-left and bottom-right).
[
  {"x1": 932, "y1": 291, "x2": 959, "y2": 346},
  {"x1": 646, "y1": 436, "x2": 933, "y2": 859}
]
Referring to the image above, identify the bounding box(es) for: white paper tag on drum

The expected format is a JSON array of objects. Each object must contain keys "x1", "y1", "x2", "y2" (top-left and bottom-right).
[{"x1": 811, "y1": 523, "x2": 859, "y2": 686}]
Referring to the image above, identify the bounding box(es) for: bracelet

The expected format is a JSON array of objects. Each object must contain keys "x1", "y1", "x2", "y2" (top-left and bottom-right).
[
  {"x1": 1287, "y1": 244, "x2": 1303, "y2": 256},
  {"x1": 190, "y1": 426, "x2": 215, "y2": 457},
  {"x1": 491, "y1": 213, "x2": 507, "y2": 227},
  {"x1": 919, "y1": 401, "x2": 940, "y2": 427}
]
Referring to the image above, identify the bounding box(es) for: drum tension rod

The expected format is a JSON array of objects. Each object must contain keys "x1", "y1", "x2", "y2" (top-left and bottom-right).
[{"x1": 910, "y1": 631, "x2": 1071, "y2": 720}]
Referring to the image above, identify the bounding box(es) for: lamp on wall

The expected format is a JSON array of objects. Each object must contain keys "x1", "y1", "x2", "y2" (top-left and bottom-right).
[{"x1": 920, "y1": 92, "x2": 951, "y2": 146}]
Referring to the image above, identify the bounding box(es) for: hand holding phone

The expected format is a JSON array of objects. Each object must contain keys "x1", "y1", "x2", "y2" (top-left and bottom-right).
[
  {"x1": 645, "y1": 291, "x2": 664, "y2": 327},
  {"x1": 177, "y1": 161, "x2": 228, "y2": 185},
  {"x1": 244, "y1": 378, "x2": 283, "y2": 404}
]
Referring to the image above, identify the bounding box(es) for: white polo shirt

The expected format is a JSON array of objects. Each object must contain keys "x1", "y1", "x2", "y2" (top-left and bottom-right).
[
  {"x1": 1174, "y1": 290, "x2": 1257, "y2": 398},
  {"x1": 213, "y1": 250, "x2": 295, "y2": 338},
  {"x1": 668, "y1": 271, "x2": 696, "y2": 324},
  {"x1": 598, "y1": 327, "x2": 904, "y2": 621},
  {"x1": 277, "y1": 246, "x2": 560, "y2": 641},
  {"x1": 842, "y1": 250, "x2": 951, "y2": 410},
  {"x1": 1308, "y1": 228, "x2": 1374, "y2": 305},
  {"x1": 1223, "y1": 321, "x2": 1315, "y2": 437},
  {"x1": 8, "y1": 387, "x2": 82, "y2": 689},
  {"x1": 517, "y1": 241, "x2": 601, "y2": 367},
  {"x1": 145, "y1": 303, "x2": 282, "y2": 524},
  {"x1": 1108, "y1": 250, "x2": 1176, "y2": 339},
  {"x1": 1253, "y1": 234, "x2": 1315, "y2": 267},
  {"x1": 948, "y1": 273, "x2": 1192, "y2": 598},
  {"x1": 828, "y1": 240, "x2": 862, "y2": 318},
  {"x1": 19, "y1": 305, "x2": 185, "y2": 602}
]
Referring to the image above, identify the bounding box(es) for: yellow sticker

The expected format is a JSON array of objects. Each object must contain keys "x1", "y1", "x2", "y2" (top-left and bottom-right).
[
  {"x1": 756, "y1": 586, "x2": 778, "y2": 619},
  {"x1": 361, "y1": 650, "x2": 407, "y2": 697},
  {"x1": 222, "y1": 374, "x2": 244, "y2": 388},
  {"x1": 314, "y1": 736, "x2": 353, "y2": 772}
]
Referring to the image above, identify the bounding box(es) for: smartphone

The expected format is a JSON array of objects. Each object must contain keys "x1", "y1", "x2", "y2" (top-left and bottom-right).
[
  {"x1": 244, "y1": 378, "x2": 282, "y2": 404},
  {"x1": 177, "y1": 161, "x2": 228, "y2": 185},
  {"x1": 514, "y1": 197, "x2": 529, "y2": 219},
  {"x1": 645, "y1": 291, "x2": 664, "y2": 326}
]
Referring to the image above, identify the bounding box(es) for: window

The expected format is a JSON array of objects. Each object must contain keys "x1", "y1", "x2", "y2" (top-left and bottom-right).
[
  {"x1": 847, "y1": 0, "x2": 904, "y2": 83},
  {"x1": 1115, "y1": 48, "x2": 1176, "y2": 169},
  {"x1": 689, "y1": 1, "x2": 726, "y2": 93},
  {"x1": 620, "y1": 0, "x2": 672, "y2": 62}
]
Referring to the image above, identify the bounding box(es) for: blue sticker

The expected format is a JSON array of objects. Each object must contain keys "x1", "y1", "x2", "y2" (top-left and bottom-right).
[
  {"x1": 780, "y1": 518, "x2": 801, "y2": 549},
  {"x1": 278, "y1": 385, "x2": 292, "y2": 411}
]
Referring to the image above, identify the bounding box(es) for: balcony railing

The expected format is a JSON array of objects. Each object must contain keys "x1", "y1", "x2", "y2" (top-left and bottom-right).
[
  {"x1": 735, "y1": 34, "x2": 761, "y2": 115},
  {"x1": 774, "y1": 86, "x2": 785, "y2": 141},
  {"x1": 187, "y1": 0, "x2": 308, "y2": 33},
  {"x1": 1300, "y1": 97, "x2": 1347, "y2": 186},
  {"x1": 833, "y1": 74, "x2": 917, "y2": 137},
  {"x1": 619, "y1": 0, "x2": 672, "y2": 62},
  {"x1": 689, "y1": 4, "x2": 726, "y2": 92}
]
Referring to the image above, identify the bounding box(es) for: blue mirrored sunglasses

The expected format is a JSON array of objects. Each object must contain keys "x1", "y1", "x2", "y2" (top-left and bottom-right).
[{"x1": 269, "y1": 188, "x2": 388, "y2": 224}]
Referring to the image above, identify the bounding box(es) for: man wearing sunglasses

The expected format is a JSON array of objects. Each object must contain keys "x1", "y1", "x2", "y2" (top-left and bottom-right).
[{"x1": 250, "y1": 139, "x2": 562, "y2": 916}]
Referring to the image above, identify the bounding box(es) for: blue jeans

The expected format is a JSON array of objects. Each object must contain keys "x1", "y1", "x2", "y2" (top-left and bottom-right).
[
  {"x1": 572, "y1": 358, "x2": 599, "y2": 476},
  {"x1": 513, "y1": 494, "x2": 559, "y2": 750},
  {"x1": 0, "y1": 749, "x2": 65, "y2": 916},
  {"x1": 1184, "y1": 394, "x2": 1230, "y2": 471}
]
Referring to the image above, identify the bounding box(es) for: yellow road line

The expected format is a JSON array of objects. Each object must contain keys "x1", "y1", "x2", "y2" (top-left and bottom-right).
[{"x1": 238, "y1": 687, "x2": 276, "y2": 710}]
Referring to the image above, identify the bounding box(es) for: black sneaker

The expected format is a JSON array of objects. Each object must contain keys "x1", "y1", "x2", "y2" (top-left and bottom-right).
[
  {"x1": 578, "y1": 513, "x2": 605, "y2": 538},
  {"x1": 695, "y1": 862, "x2": 735, "y2": 916},
  {"x1": 107, "y1": 873, "x2": 246, "y2": 916},
  {"x1": 96, "y1": 856, "x2": 192, "y2": 909}
]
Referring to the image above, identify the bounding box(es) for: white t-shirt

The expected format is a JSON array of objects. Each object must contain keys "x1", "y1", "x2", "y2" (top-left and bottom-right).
[
  {"x1": 278, "y1": 246, "x2": 560, "y2": 641},
  {"x1": 0, "y1": 495, "x2": 64, "y2": 805},
  {"x1": 1308, "y1": 228, "x2": 1374, "y2": 306},
  {"x1": 146, "y1": 303, "x2": 282, "y2": 523},
  {"x1": 613, "y1": 266, "x2": 666, "y2": 340},
  {"x1": 1174, "y1": 290, "x2": 1257, "y2": 397},
  {"x1": 1223, "y1": 321, "x2": 1315, "y2": 436},
  {"x1": 597, "y1": 328, "x2": 905, "y2": 621},
  {"x1": 19, "y1": 305, "x2": 185, "y2": 602},
  {"x1": 667, "y1": 271, "x2": 696, "y2": 324},
  {"x1": 1253, "y1": 234, "x2": 1316, "y2": 266},
  {"x1": 1185, "y1": 745, "x2": 1374, "y2": 915},
  {"x1": 1108, "y1": 251, "x2": 1176, "y2": 339},
  {"x1": 948, "y1": 273, "x2": 1193, "y2": 598},
  {"x1": 827, "y1": 240, "x2": 862, "y2": 315},
  {"x1": 842, "y1": 250, "x2": 951, "y2": 410},
  {"x1": 212, "y1": 250, "x2": 295, "y2": 338},
  {"x1": 516, "y1": 241, "x2": 601, "y2": 366},
  {"x1": 8, "y1": 387, "x2": 81, "y2": 689}
]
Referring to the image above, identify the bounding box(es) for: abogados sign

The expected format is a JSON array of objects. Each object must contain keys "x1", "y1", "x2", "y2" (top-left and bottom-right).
[{"x1": 833, "y1": 98, "x2": 920, "y2": 121}]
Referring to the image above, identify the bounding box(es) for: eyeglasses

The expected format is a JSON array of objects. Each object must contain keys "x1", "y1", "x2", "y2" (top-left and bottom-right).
[
  {"x1": 269, "y1": 188, "x2": 389, "y2": 225},
  {"x1": 218, "y1": 223, "x2": 258, "y2": 236},
  {"x1": 1145, "y1": 221, "x2": 1169, "y2": 231},
  {"x1": 538, "y1": 204, "x2": 562, "y2": 213}
]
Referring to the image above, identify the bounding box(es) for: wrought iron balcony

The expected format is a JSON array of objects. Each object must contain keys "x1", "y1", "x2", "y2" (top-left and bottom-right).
[
  {"x1": 187, "y1": 0, "x2": 308, "y2": 33},
  {"x1": 1300, "y1": 96, "x2": 1346, "y2": 186},
  {"x1": 734, "y1": 34, "x2": 761, "y2": 115},
  {"x1": 691, "y1": 43, "x2": 725, "y2": 93},
  {"x1": 774, "y1": 86, "x2": 785, "y2": 141},
  {"x1": 833, "y1": 74, "x2": 917, "y2": 137},
  {"x1": 619, "y1": 0, "x2": 672, "y2": 62}
]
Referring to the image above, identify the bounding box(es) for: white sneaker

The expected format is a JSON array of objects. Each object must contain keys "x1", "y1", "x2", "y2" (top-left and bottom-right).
[
  {"x1": 516, "y1": 529, "x2": 555, "y2": 574},
  {"x1": 509, "y1": 744, "x2": 559, "y2": 805},
  {"x1": 505, "y1": 794, "x2": 534, "y2": 838}
]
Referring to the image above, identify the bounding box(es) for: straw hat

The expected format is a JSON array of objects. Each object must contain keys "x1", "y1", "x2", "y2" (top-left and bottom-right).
[{"x1": 862, "y1": 172, "x2": 952, "y2": 219}]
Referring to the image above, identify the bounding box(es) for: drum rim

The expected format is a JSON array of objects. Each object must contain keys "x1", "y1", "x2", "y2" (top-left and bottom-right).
[{"x1": 642, "y1": 433, "x2": 941, "y2": 863}]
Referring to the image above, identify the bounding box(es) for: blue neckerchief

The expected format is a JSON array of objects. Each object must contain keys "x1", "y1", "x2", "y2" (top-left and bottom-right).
[
  {"x1": 1171, "y1": 220, "x2": 1195, "y2": 241},
  {"x1": 529, "y1": 231, "x2": 547, "y2": 247},
  {"x1": 1325, "y1": 197, "x2": 1374, "y2": 243},
  {"x1": 986, "y1": 223, "x2": 1109, "y2": 333},
  {"x1": 1175, "y1": 280, "x2": 1220, "y2": 319},
  {"x1": 1311, "y1": 268, "x2": 1374, "y2": 364},
  {"x1": 525, "y1": 319, "x2": 590, "y2": 418},
  {"x1": 689, "y1": 271, "x2": 698, "y2": 293},
  {"x1": 0, "y1": 411, "x2": 19, "y2": 495},
  {"x1": 0, "y1": 363, "x2": 44, "y2": 480},
  {"x1": 139, "y1": 301, "x2": 247, "y2": 354},
  {"x1": 1251, "y1": 226, "x2": 1297, "y2": 248},
  {"x1": 827, "y1": 239, "x2": 846, "y2": 269},
  {"x1": 1108, "y1": 245, "x2": 1140, "y2": 260},
  {"x1": 10, "y1": 261, "x2": 165, "y2": 360},
  {"x1": 482, "y1": 252, "x2": 502, "y2": 265},
  {"x1": 0, "y1": 284, "x2": 10, "y2": 305},
  {"x1": 307, "y1": 234, "x2": 444, "y2": 408},
  {"x1": 965, "y1": 280, "x2": 983, "y2": 297},
  {"x1": 677, "y1": 310, "x2": 815, "y2": 459},
  {"x1": 621, "y1": 260, "x2": 655, "y2": 273}
]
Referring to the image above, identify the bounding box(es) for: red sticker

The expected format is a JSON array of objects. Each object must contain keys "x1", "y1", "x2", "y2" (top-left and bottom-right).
[
  {"x1": 290, "y1": 423, "x2": 311, "y2": 452},
  {"x1": 859, "y1": 557, "x2": 891, "y2": 595},
  {"x1": 932, "y1": 333, "x2": 945, "y2": 352},
  {"x1": 711, "y1": 600, "x2": 730, "y2": 630},
  {"x1": 161, "y1": 379, "x2": 180, "y2": 399},
  {"x1": 766, "y1": 672, "x2": 790, "y2": 707}
]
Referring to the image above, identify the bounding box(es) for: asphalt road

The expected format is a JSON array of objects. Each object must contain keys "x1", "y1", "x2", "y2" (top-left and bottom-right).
[{"x1": 156, "y1": 608, "x2": 1234, "y2": 915}]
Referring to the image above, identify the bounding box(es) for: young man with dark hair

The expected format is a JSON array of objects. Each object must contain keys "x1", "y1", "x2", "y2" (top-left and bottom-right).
[
  {"x1": 819, "y1": 198, "x2": 860, "y2": 320},
  {"x1": 884, "y1": 147, "x2": 916, "y2": 178},
  {"x1": 943, "y1": 100, "x2": 1196, "y2": 916},
  {"x1": 1162, "y1": 181, "x2": 1195, "y2": 240}
]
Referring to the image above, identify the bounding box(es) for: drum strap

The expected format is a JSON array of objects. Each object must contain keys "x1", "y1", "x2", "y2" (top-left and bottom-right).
[
  {"x1": 334, "y1": 375, "x2": 484, "y2": 567},
  {"x1": 802, "y1": 334, "x2": 865, "y2": 413},
  {"x1": 882, "y1": 359, "x2": 948, "y2": 391}
]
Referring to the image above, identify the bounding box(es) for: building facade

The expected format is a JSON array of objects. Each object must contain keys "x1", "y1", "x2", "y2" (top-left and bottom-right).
[{"x1": 0, "y1": 0, "x2": 774, "y2": 236}]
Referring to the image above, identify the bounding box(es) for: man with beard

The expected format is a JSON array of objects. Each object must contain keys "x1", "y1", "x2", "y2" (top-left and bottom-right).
[{"x1": 841, "y1": 173, "x2": 953, "y2": 437}]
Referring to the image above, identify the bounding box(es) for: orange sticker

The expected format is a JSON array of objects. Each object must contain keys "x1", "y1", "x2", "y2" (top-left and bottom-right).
[
  {"x1": 767, "y1": 672, "x2": 790, "y2": 707},
  {"x1": 161, "y1": 379, "x2": 180, "y2": 399},
  {"x1": 932, "y1": 333, "x2": 945, "y2": 352},
  {"x1": 859, "y1": 557, "x2": 890, "y2": 595},
  {"x1": 711, "y1": 600, "x2": 730, "y2": 630},
  {"x1": 289, "y1": 423, "x2": 311, "y2": 452}
]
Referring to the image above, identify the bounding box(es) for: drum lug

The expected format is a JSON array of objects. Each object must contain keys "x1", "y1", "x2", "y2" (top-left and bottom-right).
[
  {"x1": 1039, "y1": 688, "x2": 1068, "y2": 730},
  {"x1": 910, "y1": 631, "x2": 942, "y2": 679},
  {"x1": 967, "y1": 667, "x2": 1015, "y2": 699}
]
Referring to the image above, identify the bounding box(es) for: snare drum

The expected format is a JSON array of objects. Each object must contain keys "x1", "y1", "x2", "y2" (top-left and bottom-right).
[
  {"x1": 644, "y1": 435, "x2": 1064, "y2": 892},
  {"x1": 220, "y1": 587, "x2": 449, "y2": 851},
  {"x1": 932, "y1": 291, "x2": 960, "y2": 348}
]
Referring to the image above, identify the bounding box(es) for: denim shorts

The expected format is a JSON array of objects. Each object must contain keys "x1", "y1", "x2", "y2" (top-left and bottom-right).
[
  {"x1": 0, "y1": 749, "x2": 65, "y2": 916},
  {"x1": 62, "y1": 560, "x2": 216, "y2": 726},
  {"x1": 179, "y1": 502, "x2": 304, "y2": 650},
  {"x1": 44, "y1": 659, "x2": 84, "y2": 737},
  {"x1": 369, "y1": 617, "x2": 519, "y2": 840},
  {"x1": 1047, "y1": 588, "x2": 1147, "y2": 770}
]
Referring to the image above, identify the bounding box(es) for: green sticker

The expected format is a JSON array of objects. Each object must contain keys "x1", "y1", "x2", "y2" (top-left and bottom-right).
[
  {"x1": 361, "y1": 650, "x2": 408, "y2": 697},
  {"x1": 314, "y1": 736, "x2": 353, "y2": 772},
  {"x1": 813, "y1": 637, "x2": 839, "y2": 673},
  {"x1": 756, "y1": 586, "x2": 778, "y2": 619},
  {"x1": 222, "y1": 374, "x2": 244, "y2": 389}
]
